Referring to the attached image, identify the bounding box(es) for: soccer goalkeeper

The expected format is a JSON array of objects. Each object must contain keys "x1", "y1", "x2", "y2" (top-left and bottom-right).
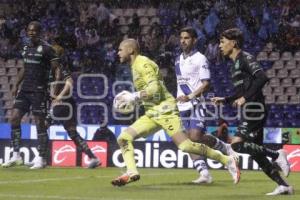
[{"x1": 111, "y1": 39, "x2": 240, "y2": 186}]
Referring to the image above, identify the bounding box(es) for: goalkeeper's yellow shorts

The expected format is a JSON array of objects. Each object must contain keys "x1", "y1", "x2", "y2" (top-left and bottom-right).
[{"x1": 130, "y1": 111, "x2": 184, "y2": 138}]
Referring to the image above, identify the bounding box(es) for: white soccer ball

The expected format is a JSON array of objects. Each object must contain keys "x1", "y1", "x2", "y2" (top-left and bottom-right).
[{"x1": 113, "y1": 90, "x2": 136, "y2": 114}]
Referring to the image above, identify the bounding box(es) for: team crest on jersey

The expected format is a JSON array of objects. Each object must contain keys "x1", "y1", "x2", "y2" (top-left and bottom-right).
[
  {"x1": 37, "y1": 45, "x2": 43, "y2": 53},
  {"x1": 235, "y1": 60, "x2": 240, "y2": 69}
]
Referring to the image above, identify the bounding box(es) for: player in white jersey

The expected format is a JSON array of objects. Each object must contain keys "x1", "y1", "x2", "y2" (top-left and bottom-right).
[{"x1": 176, "y1": 27, "x2": 237, "y2": 184}]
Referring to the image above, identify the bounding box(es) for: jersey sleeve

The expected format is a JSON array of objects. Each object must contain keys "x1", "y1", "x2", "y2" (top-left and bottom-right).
[
  {"x1": 199, "y1": 57, "x2": 210, "y2": 80},
  {"x1": 242, "y1": 54, "x2": 262, "y2": 76},
  {"x1": 45, "y1": 45, "x2": 60, "y2": 62},
  {"x1": 138, "y1": 62, "x2": 161, "y2": 97}
]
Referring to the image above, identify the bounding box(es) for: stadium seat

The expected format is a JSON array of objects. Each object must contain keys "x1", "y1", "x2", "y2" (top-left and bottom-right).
[
  {"x1": 272, "y1": 60, "x2": 284, "y2": 69},
  {"x1": 0, "y1": 76, "x2": 8, "y2": 84},
  {"x1": 256, "y1": 51, "x2": 268, "y2": 61},
  {"x1": 289, "y1": 95, "x2": 300, "y2": 104},
  {"x1": 0, "y1": 68, "x2": 5, "y2": 76},
  {"x1": 273, "y1": 87, "x2": 284, "y2": 95},
  {"x1": 0, "y1": 83, "x2": 9, "y2": 92},
  {"x1": 123, "y1": 9, "x2": 135, "y2": 17},
  {"x1": 146, "y1": 8, "x2": 157, "y2": 16},
  {"x1": 5, "y1": 59, "x2": 16, "y2": 68},
  {"x1": 281, "y1": 51, "x2": 293, "y2": 61},
  {"x1": 3, "y1": 100, "x2": 13, "y2": 109},
  {"x1": 1, "y1": 92, "x2": 12, "y2": 100},
  {"x1": 276, "y1": 95, "x2": 288, "y2": 104},
  {"x1": 118, "y1": 17, "x2": 127, "y2": 25},
  {"x1": 294, "y1": 51, "x2": 300, "y2": 61},
  {"x1": 285, "y1": 86, "x2": 297, "y2": 96},
  {"x1": 286, "y1": 60, "x2": 296, "y2": 70},
  {"x1": 266, "y1": 69, "x2": 276, "y2": 78},
  {"x1": 263, "y1": 86, "x2": 272, "y2": 96},
  {"x1": 9, "y1": 76, "x2": 17, "y2": 84},
  {"x1": 289, "y1": 69, "x2": 300, "y2": 78},
  {"x1": 120, "y1": 26, "x2": 129, "y2": 34},
  {"x1": 111, "y1": 9, "x2": 123, "y2": 17},
  {"x1": 150, "y1": 17, "x2": 160, "y2": 24},
  {"x1": 262, "y1": 42, "x2": 273, "y2": 52},
  {"x1": 294, "y1": 78, "x2": 300, "y2": 86},
  {"x1": 136, "y1": 8, "x2": 147, "y2": 17},
  {"x1": 7, "y1": 68, "x2": 18, "y2": 76},
  {"x1": 268, "y1": 51, "x2": 280, "y2": 61},
  {"x1": 269, "y1": 78, "x2": 280, "y2": 87},
  {"x1": 141, "y1": 26, "x2": 150, "y2": 35},
  {"x1": 140, "y1": 17, "x2": 149, "y2": 26},
  {"x1": 277, "y1": 69, "x2": 288, "y2": 78},
  {"x1": 281, "y1": 78, "x2": 293, "y2": 87},
  {"x1": 265, "y1": 95, "x2": 275, "y2": 104}
]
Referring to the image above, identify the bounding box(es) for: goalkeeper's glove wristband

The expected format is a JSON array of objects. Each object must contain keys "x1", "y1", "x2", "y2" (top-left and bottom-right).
[{"x1": 132, "y1": 91, "x2": 141, "y2": 101}]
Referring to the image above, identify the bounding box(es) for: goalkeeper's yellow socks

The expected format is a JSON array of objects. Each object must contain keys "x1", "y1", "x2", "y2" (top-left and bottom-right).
[
  {"x1": 178, "y1": 139, "x2": 229, "y2": 165},
  {"x1": 119, "y1": 132, "x2": 138, "y2": 174}
]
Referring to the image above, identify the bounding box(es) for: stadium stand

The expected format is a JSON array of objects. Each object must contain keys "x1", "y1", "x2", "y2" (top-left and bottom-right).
[{"x1": 0, "y1": 0, "x2": 299, "y2": 128}]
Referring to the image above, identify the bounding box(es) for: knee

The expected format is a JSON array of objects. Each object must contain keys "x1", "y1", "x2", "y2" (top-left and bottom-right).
[
  {"x1": 10, "y1": 117, "x2": 20, "y2": 127},
  {"x1": 189, "y1": 130, "x2": 203, "y2": 143},
  {"x1": 117, "y1": 132, "x2": 134, "y2": 147},
  {"x1": 231, "y1": 142, "x2": 243, "y2": 152},
  {"x1": 178, "y1": 139, "x2": 193, "y2": 153}
]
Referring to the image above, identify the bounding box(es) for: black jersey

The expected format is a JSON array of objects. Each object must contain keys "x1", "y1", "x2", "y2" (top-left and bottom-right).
[
  {"x1": 21, "y1": 40, "x2": 59, "y2": 92},
  {"x1": 226, "y1": 51, "x2": 266, "y2": 103}
]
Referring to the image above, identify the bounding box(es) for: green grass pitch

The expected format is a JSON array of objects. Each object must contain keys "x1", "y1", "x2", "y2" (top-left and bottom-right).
[{"x1": 0, "y1": 167, "x2": 298, "y2": 200}]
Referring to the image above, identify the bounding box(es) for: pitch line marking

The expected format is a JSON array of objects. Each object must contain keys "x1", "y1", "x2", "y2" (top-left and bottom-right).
[
  {"x1": 0, "y1": 172, "x2": 177, "y2": 185},
  {"x1": 0, "y1": 194, "x2": 140, "y2": 200}
]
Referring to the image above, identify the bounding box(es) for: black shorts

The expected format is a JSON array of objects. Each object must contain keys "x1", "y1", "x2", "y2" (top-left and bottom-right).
[
  {"x1": 13, "y1": 90, "x2": 47, "y2": 116},
  {"x1": 46, "y1": 97, "x2": 77, "y2": 126},
  {"x1": 234, "y1": 103, "x2": 268, "y2": 145}
]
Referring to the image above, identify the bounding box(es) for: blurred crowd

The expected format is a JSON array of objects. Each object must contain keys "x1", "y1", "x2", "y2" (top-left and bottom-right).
[{"x1": 0, "y1": 0, "x2": 299, "y2": 124}]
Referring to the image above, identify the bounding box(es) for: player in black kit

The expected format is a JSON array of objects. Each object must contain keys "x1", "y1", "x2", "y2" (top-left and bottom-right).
[
  {"x1": 44, "y1": 48, "x2": 101, "y2": 169},
  {"x1": 2, "y1": 21, "x2": 66, "y2": 169},
  {"x1": 211, "y1": 28, "x2": 293, "y2": 195}
]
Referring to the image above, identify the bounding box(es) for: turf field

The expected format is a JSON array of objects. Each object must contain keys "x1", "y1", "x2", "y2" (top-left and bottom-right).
[{"x1": 0, "y1": 167, "x2": 298, "y2": 200}]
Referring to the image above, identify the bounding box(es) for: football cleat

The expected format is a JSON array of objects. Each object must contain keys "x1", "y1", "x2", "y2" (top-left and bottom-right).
[
  {"x1": 111, "y1": 172, "x2": 140, "y2": 186},
  {"x1": 226, "y1": 156, "x2": 240, "y2": 184},
  {"x1": 192, "y1": 174, "x2": 213, "y2": 184},
  {"x1": 266, "y1": 185, "x2": 294, "y2": 195},
  {"x1": 2, "y1": 156, "x2": 23, "y2": 168},
  {"x1": 274, "y1": 149, "x2": 290, "y2": 177},
  {"x1": 87, "y1": 158, "x2": 101, "y2": 169},
  {"x1": 29, "y1": 156, "x2": 46, "y2": 169}
]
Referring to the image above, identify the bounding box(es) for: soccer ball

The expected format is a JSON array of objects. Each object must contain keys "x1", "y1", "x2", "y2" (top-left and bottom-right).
[{"x1": 113, "y1": 90, "x2": 136, "y2": 114}]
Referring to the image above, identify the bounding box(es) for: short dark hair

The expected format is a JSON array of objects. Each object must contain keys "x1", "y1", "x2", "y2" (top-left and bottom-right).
[
  {"x1": 180, "y1": 26, "x2": 198, "y2": 38},
  {"x1": 28, "y1": 21, "x2": 42, "y2": 32},
  {"x1": 220, "y1": 28, "x2": 244, "y2": 48}
]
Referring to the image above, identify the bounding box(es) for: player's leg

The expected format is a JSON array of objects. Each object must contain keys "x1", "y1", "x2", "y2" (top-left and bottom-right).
[
  {"x1": 156, "y1": 113, "x2": 240, "y2": 184},
  {"x1": 231, "y1": 129, "x2": 293, "y2": 195},
  {"x1": 61, "y1": 98, "x2": 100, "y2": 168},
  {"x1": 189, "y1": 129, "x2": 212, "y2": 184},
  {"x1": 180, "y1": 108, "x2": 212, "y2": 184},
  {"x1": 2, "y1": 109, "x2": 26, "y2": 167},
  {"x1": 2, "y1": 91, "x2": 28, "y2": 167},
  {"x1": 30, "y1": 92, "x2": 48, "y2": 169},
  {"x1": 112, "y1": 115, "x2": 159, "y2": 186},
  {"x1": 231, "y1": 117, "x2": 290, "y2": 176}
]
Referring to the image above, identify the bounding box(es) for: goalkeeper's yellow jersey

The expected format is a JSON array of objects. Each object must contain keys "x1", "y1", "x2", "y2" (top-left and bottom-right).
[{"x1": 131, "y1": 55, "x2": 178, "y2": 117}]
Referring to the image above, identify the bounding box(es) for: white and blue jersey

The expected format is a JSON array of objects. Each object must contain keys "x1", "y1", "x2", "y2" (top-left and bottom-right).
[{"x1": 175, "y1": 50, "x2": 210, "y2": 131}]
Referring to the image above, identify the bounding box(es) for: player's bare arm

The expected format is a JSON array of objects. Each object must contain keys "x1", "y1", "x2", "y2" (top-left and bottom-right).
[
  {"x1": 12, "y1": 67, "x2": 24, "y2": 97},
  {"x1": 177, "y1": 80, "x2": 210, "y2": 102}
]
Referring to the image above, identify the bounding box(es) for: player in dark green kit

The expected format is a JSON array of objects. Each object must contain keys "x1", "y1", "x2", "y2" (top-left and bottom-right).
[
  {"x1": 212, "y1": 28, "x2": 293, "y2": 195},
  {"x1": 2, "y1": 21, "x2": 64, "y2": 169}
]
